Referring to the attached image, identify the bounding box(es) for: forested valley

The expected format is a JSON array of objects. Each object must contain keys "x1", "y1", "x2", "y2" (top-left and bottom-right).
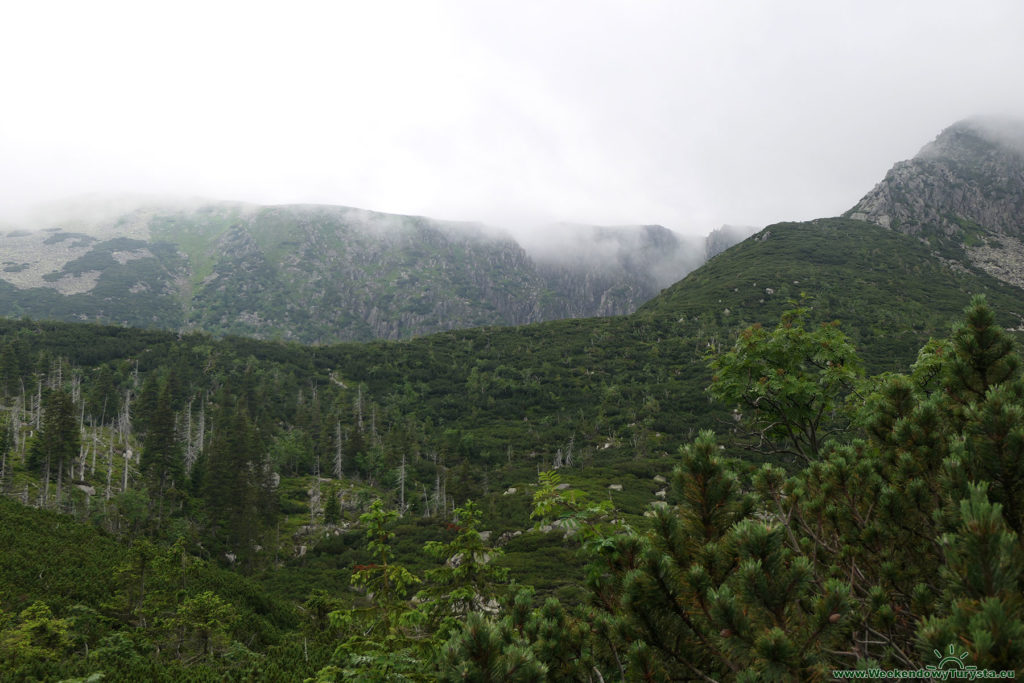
[{"x1": 1, "y1": 218, "x2": 1024, "y2": 680}]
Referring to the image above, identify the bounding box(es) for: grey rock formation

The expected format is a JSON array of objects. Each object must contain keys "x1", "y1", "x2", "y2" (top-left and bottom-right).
[
  {"x1": 704, "y1": 225, "x2": 760, "y2": 260},
  {"x1": 847, "y1": 117, "x2": 1024, "y2": 288},
  {"x1": 849, "y1": 117, "x2": 1024, "y2": 238}
]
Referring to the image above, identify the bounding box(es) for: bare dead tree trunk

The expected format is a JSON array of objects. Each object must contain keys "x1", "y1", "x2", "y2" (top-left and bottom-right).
[
  {"x1": 56, "y1": 458, "x2": 64, "y2": 511},
  {"x1": 91, "y1": 420, "x2": 98, "y2": 477},
  {"x1": 183, "y1": 400, "x2": 196, "y2": 474},
  {"x1": 71, "y1": 370, "x2": 81, "y2": 407},
  {"x1": 42, "y1": 456, "x2": 50, "y2": 507},
  {"x1": 123, "y1": 447, "x2": 131, "y2": 493},
  {"x1": 196, "y1": 399, "x2": 205, "y2": 457},
  {"x1": 333, "y1": 421, "x2": 343, "y2": 479},
  {"x1": 35, "y1": 379, "x2": 42, "y2": 429},
  {"x1": 434, "y1": 470, "x2": 446, "y2": 520},
  {"x1": 355, "y1": 387, "x2": 364, "y2": 431},
  {"x1": 398, "y1": 452, "x2": 406, "y2": 516},
  {"x1": 12, "y1": 393, "x2": 24, "y2": 463},
  {"x1": 370, "y1": 405, "x2": 378, "y2": 445},
  {"x1": 50, "y1": 358, "x2": 62, "y2": 390},
  {"x1": 310, "y1": 455, "x2": 322, "y2": 528},
  {"x1": 106, "y1": 438, "x2": 113, "y2": 502}
]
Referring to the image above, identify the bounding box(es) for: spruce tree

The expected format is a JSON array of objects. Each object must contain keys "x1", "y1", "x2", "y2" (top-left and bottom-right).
[
  {"x1": 140, "y1": 384, "x2": 183, "y2": 525},
  {"x1": 202, "y1": 399, "x2": 270, "y2": 568},
  {"x1": 323, "y1": 486, "x2": 341, "y2": 526},
  {"x1": 27, "y1": 389, "x2": 79, "y2": 509},
  {"x1": 419, "y1": 501, "x2": 508, "y2": 626},
  {"x1": 83, "y1": 365, "x2": 119, "y2": 425},
  {"x1": 133, "y1": 374, "x2": 161, "y2": 436}
]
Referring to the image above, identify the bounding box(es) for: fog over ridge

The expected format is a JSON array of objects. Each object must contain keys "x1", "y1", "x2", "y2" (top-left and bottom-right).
[{"x1": 3, "y1": 3, "x2": 1023, "y2": 238}]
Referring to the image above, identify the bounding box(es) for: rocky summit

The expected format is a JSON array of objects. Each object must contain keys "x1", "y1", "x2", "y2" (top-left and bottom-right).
[{"x1": 848, "y1": 116, "x2": 1024, "y2": 287}]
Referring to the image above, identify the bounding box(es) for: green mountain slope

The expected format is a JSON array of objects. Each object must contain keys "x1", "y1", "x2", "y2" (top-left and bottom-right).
[
  {"x1": 639, "y1": 217, "x2": 1024, "y2": 368},
  {"x1": 2, "y1": 216, "x2": 1024, "y2": 680},
  {"x1": 3, "y1": 218, "x2": 1020, "y2": 477},
  {"x1": 1, "y1": 201, "x2": 713, "y2": 343}
]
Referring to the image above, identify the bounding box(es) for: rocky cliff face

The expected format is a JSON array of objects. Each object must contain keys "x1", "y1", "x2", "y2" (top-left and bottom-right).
[
  {"x1": 704, "y1": 225, "x2": 760, "y2": 260},
  {"x1": 527, "y1": 223, "x2": 706, "y2": 319},
  {"x1": 847, "y1": 117, "x2": 1024, "y2": 288},
  {"x1": 0, "y1": 200, "x2": 743, "y2": 342}
]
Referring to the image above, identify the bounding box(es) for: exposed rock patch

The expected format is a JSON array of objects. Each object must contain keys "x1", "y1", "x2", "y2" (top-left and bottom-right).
[{"x1": 967, "y1": 234, "x2": 1024, "y2": 289}]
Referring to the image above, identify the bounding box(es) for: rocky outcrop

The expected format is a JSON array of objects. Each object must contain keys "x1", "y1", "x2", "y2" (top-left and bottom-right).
[
  {"x1": 847, "y1": 117, "x2": 1024, "y2": 289},
  {"x1": 967, "y1": 233, "x2": 1024, "y2": 289},
  {"x1": 704, "y1": 225, "x2": 760, "y2": 260},
  {"x1": 848, "y1": 117, "x2": 1024, "y2": 239}
]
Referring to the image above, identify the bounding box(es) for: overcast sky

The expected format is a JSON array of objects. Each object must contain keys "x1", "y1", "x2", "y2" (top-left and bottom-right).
[{"x1": 2, "y1": 1, "x2": 1023, "y2": 237}]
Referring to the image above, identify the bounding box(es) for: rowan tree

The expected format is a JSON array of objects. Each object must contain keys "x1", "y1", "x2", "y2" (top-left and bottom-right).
[{"x1": 709, "y1": 307, "x2": 861, "y2": 464}]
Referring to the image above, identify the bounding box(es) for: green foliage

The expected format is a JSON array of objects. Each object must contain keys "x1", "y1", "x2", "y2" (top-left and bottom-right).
[
  {"x1": 438, "y1": 610, "x2": 547, "y2": 682},
  {"x1": 315, "y1": 500, "x2": 428, "y2": 681},
  {"x1": 419, "y1": 501, "x2": 509, "y2": 633},
  {"x1": 350, "y1": 500, "x2": 421, "y2": 619},
  {"x1": 201, "y1": 399, "x2": 277, "y2": 570},
  {"x1": 918, "y1": 484, "x2": 1024, "y2": 672},
  {"x1": 140, "y1": 384, "x2": 184, "y2": 524},
  {"x1": 710, "y1": 306, "x2": 862, "y2": 463},
  {"x1": 167, "y1": 590, "x2": 238, "y2": 663},
  {"x1": 322, "y1": 486, "x2": 341, "y2": 526},
  {"x1": 26, "y1": 388, "x2": 80, "y2": 507},
  {"x1": 3, "y1": 217, "x2": 1024, "y2": 679},
  {"x1": 531, "y1": 470, "x2": 617, "y2": 543},
  {"x1": 438, "y1": 586, "x2": 617, "y2": 682},
  {"x1": 446, "y1": 298, "x2": 1024, "y2": 680},
  {"x1": 0, "y1": 601, "x2": 72, "y2": 664}
]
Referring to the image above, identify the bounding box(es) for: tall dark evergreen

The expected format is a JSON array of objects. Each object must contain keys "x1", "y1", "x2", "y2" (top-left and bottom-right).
[
  {"x1": 140, "y1": 384, "x2": 183, "y2": 524},
  {"x1": 945, "y1": 297, "x2": 1024, "y2": 534},
  {"x1": 0, "y1": 339, "x2": 28, "y2": 397},
  {"x1": 83, "y1": 365, "x2": 119, "y2": 425},
  {"x1": 201, "y1": 397, "x2": 276, "y2": 570},
  {"x1": 133, "y1": 373, "x2": 161, "y2": 436},
  {"x1": 918, "y1": 485, "x2": 1024, "y2": 671},
  {"x1": 27, "y1": 389, "x2": 80, "y2": 509},
  {"x1": 944, "y1": 297, "x2": 1021, "y2": 413}
]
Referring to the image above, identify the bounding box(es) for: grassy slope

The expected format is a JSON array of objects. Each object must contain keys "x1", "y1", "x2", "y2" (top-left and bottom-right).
[{"x1": 638, "y1": 218, "x2": 1024, "y2": 367}]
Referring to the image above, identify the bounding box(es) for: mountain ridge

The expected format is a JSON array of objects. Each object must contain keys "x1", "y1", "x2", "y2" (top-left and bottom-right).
[
  {"x1": 4, "y1": 119, "x2": 1024, "y2": 679},
  {"x1": 0, "y1": 199, "x2": 745, "y2": 343}
]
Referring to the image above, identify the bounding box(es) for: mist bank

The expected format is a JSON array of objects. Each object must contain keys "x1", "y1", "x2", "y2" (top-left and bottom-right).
[{"x1": 0, "y1": 196, "x2": 760, "y2": 342}]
